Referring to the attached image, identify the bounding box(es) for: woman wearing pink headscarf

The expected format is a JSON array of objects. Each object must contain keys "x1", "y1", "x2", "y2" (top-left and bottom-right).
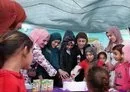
[
  {"x1": 21, "y1": 28, "x2": 57, "y2": 84},
  {"x1": 30, "y1": 28, "x2": 57, "y2": 77},
  {"x1": 0, "y1": 0, "x2": 26, "y2": 34}
]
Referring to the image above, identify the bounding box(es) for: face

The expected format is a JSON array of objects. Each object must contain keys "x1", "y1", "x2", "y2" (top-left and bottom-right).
[
  {"x1": 22, "y1": 47, "x2": 33, "y2": 69},
  {"x1": 66, "y1": 41, "x2": 75, "y2": 50},
  {"x1": 99, "y1": 54, "x2": 106, "y2": 62},
  {"x1": 51, "y1": 40, "x2": 61, "y2": 48},
  {"x1": 37, "y1": 36, "x2": 49, "y2": 48},
  {"x1": 112, "y1": 50, "x2": 123, "y2": 61},
  {"x1": 77, "y1": 38, "x2": 87, "y2": 49},
  {"x1": 86, "y1": 52, "x2": 94, "y2": 62},
  {"x1": 106, "y1": 32, "x2": 117, "y2": 43}
]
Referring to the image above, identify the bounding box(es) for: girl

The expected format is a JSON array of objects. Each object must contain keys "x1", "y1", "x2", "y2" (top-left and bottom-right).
[
  {"x1": 73, "y1": 32, "x2": 91, "y2": 81},
  {"x1": 71, "y1": 46, "x2": 97, "y2": 79},
  {"x1": 112, "y1": 44, "x2": 130, "y2": 91},
  {"x1": 0, "y1": 31, "x2": 33, "y2": 92},
  {"x1": 0, "y1": 0, "x2": 26, "y2": 34},
  {"x1": 86, "y1": 66, "x2": 110, "y2": 92},
  {"x1": 60, "y1": 30, "x2": 76, "y2": 75},
  {"x1": 97, "y1": 51, "x2": 107, "y2": 67}
]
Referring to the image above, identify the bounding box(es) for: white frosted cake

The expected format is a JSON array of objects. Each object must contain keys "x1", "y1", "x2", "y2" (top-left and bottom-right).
[{"x1": 63, "y1": 81, "x2": 88, "y2": 91}]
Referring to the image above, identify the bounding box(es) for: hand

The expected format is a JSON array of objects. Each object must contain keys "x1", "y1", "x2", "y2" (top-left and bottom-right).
[
  {"x1": 70, "y1": 65, "x2": 81, "y2": 79},
  {"x1": 58, "y1": 69, "x2": 70, "y2": 80}
]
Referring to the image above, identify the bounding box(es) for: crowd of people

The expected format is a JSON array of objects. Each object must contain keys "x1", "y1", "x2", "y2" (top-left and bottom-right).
[{"x1": 0, "y1": 0, "x2": 130, "y2": 92}]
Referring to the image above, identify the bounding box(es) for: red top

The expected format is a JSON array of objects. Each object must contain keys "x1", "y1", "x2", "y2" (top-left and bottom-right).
[
  {"x1": 0, "y1": 0, "x2": 26, "y2": 34},
  {"x1": 0, "y1": 69, "x2": 26, "y2": 92},
  {"x1": 97, "y1": 60, "x2": 105, "y2": 67},
  {"x1": 79, "y1": 59, "x2": 89, "y2": 71}
]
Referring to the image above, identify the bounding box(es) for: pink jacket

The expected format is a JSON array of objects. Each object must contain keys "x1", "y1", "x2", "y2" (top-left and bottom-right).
[{"x1": 114, "y1": 62, "x2": 130, "y2": 90}]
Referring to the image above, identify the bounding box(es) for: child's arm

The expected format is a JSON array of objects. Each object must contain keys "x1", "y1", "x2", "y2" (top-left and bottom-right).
[
  {"x1": 71, "y1": 60, "x2": 89, "y2": 78},
  {"x1": 71, "y1": 65, "x2": 82, "y2": 78},
  {"x1": 33, "y1": 44, "x2": 57, "y2": 77}
]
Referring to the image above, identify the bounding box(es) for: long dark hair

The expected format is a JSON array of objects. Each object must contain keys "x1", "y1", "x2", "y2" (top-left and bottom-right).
[{"x1": 0, "y1": 30, "x2": 33, "y2": 68}]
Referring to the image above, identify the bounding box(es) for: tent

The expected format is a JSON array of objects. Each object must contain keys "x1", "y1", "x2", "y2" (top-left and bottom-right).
[
  {"x1": 17, "y1": 0, "x2": 130, "y2": 32},
  {"x1": 17, "y1": 0, "x2": 130, "y2": 47}
]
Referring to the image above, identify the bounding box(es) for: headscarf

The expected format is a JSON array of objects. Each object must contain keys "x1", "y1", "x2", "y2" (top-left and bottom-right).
[
  {"x1": 30, "y1": 28, "x2": 50, "y2": 44},
  {"x1": 48, "y1": 32, "x2": 62, "y2": 45},
  {"x1": 61, "y1": 30, "x2": 75, "y2": 50},
  {"x1": 105, "y1": 26, "x2": 123, "y2": 52},
  {"x1": 0, "y1": 0, "x2": 26, "y2": 34},
  {"x1": 85, "y1": 46, "x2": 97, "y2": 62}
]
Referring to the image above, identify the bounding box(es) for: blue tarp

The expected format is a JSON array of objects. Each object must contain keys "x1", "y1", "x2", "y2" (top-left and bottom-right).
[{"x1": 17, "y1": 0, "x2": 130, "y2": 32}]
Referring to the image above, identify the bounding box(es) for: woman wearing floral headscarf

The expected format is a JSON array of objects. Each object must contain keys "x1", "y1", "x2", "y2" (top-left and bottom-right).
[{"x1": 0, "y1": 0, "x2": 26, "y2": 34}]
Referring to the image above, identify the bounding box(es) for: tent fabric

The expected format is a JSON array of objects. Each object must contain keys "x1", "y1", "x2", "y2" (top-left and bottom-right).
[{"x1": 17, "y1": 0, "x2": 130, "y2": 32}]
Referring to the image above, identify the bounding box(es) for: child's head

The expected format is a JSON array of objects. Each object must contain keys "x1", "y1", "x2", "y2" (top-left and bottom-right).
[
  {"x1": 112, "y1": 44, "x2": 124, "y2": 62},
  {"x1": 85, "y1": 47, "x2": 97, "y2": 62},
  {"x1": 76, "y1": 32, "x2": 88, "y2": 49},
  {"x1": 86, "y1": 66, "x2": 109, "y2": 92},
  {"x1": 0, "y1": 0, "x2": 26, "y2": 34},
  {"x1": 122, "y1": 43, "x2": 130, "y2": 62},
  {"x1": 30, "y1": 28, "x2": 50, "y2": 48},
  {"x1": 49, "y1": 32, "x2": 62, "y2": 48},
  {"x1": 97, "y1": 52, "x2": 107, "y2": 62},
  {"x1": 0, "y1": 31, "x2": 33, "y2": 69}
]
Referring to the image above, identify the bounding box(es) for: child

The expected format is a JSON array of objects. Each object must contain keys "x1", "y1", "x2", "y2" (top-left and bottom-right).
[
  {"x1": 71, "y1": 46, "x2": 97, "y2": 79},
  {"x1": 86, "y1": 66, "x2": 109, "y2": 92},
  {"x1": 0, "y1": 0, "x2": 26, "y2": 34},
  {"x1": 112, "y1": 44, "x2": 130, "y2": 91},
  {"x1": 97, "y1": 51, "x2": 107, "y2": 67},
  {"x1": 0, "y1": 31, "x2": 33, "y2": 92}
]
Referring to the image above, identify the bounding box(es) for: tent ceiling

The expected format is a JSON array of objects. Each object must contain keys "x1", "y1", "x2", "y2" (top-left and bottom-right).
[{"x1": 17, "y1": 0, "x2": 130, "y2": 32}]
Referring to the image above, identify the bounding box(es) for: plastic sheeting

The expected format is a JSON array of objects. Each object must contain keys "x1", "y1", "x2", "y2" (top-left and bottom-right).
[{"x1": 17, "y1": 0, "x2": 130, "y2": 32}]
